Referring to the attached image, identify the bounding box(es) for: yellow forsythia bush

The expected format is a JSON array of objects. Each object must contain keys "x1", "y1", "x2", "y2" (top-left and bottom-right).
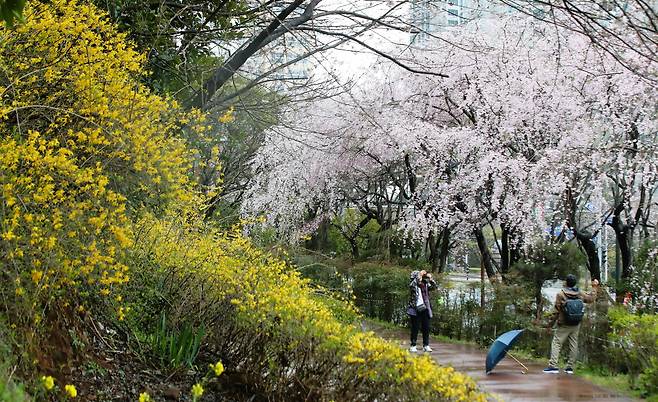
[
  {"x1": 129, "y1": 213, "x2": 488, "y2": 401},
  {"x1": 0, "y1": 0, "x2": 198, "y2": 330},
  {"x1": 1, "y1": 2, "x2": 486, "y2": 400}
]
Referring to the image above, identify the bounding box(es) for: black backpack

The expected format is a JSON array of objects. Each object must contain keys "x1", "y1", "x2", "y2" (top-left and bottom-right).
[{"x1": 563, "y1": 291, "x2": 585, "y2": 325}]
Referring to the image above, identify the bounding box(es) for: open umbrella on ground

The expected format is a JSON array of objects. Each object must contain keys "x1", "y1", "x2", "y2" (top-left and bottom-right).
[{"x1": 486, "y1": 329, "x2": 528, "y2": 374}]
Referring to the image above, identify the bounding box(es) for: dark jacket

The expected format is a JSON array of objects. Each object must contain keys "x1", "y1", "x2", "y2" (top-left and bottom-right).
[
  {"x1": 407, "y1": 270, "x2": 437, "y2": 317},
  {"x1": 552, "y1": 286, "x2": 597, "y2": 326}
]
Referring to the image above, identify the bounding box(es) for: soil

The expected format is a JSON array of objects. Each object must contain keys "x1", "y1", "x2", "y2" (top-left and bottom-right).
[{"x1": 59, "y1": 317, "x2": 261, "y2": 402}]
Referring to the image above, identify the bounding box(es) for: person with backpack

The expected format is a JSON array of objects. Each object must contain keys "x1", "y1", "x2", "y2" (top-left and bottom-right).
[
  {"x1": 407, "y1": 270, "x2": 437, "y2": 353},
  {"x1": 543, "y1": 274, "x2": 599, "y2": 374}
]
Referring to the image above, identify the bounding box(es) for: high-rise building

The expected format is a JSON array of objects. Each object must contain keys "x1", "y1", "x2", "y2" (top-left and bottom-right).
[{"x1": 410, "y1": 0, "x2": 515, "y2": 45}]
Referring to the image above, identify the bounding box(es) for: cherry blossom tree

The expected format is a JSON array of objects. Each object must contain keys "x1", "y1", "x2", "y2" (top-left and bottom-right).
[{"x1": 243, "y1": 15, "x2": 657, "y2": 286}]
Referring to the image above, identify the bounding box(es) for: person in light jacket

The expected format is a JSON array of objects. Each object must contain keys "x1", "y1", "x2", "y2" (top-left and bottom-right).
[
  {"x1": 543, "y1": 274, "x2": 599, "y2": 374},
  {"x1": 407, "y1": 269, "x2": 437, "y2": 353}
]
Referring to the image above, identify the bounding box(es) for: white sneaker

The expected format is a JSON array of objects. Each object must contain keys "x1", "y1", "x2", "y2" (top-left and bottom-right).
[
  {"x1": 409, "y1": 346, "x2": 418, "y2": 353},
  {"x1": 423, "y1": 345, "x2": 433, "y2": 352}
]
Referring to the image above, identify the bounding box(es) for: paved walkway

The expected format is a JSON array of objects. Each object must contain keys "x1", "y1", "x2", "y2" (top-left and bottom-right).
[
  {"x1": 429, "y1": 341, "x2": 634, "y2": 402},
  {"x1": 368, "y1": 324, "x2": 635, "y2": 402}
]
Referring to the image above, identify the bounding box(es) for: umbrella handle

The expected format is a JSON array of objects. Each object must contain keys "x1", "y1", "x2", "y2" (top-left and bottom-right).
[{"x1": 506, "y1": 352, "x2": 529, "y2": 374}]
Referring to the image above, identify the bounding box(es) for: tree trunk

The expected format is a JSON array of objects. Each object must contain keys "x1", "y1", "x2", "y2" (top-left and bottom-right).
[
  {"x1": 501, "y1": 228, "x2": 510, "y2": 273},
  {"x1": 574, "y1": 229, "x2": 601, "y2": 282},
  {"x1": 188, "y1": 0, "x2": 317, "y2": 109},
  {"x1": 474, "y1": 227, "x2": 497, "y2": 281},
  {"x1": 307, "y1": 218, "x2": 329, "y2": 251},
  {"x1": 428, "y1": 230, "x2": 439, "y2": 272},
  {"x1": 348, "y1": 214, "x2": 373, "y2": 260},
  {"x1": 510, "y1": 245, "x2": 521, "y2": 267},
  {"x1": 428, "y1": 227, "x2": 451, "y2": 273},
  {"x1": 610, "y1": 211, "x2": 633, "y2": 303},
  {"x1": 500, "y1": 224, "x2": 511, "y2": 276},
  {"x1": 535, "y1": 284, "x2": 544, "y2": 321},
  {"x1": 349, "y1": 238, "x2": 360, "y2": 260},
  {"x1": 438, "y1": 227, "x2": 450, "y2": 273},
  {"x1": 566, "y1": 183, "x2": 601, "y2": 281}
]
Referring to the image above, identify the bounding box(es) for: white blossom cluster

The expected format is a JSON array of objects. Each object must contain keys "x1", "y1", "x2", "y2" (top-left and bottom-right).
[{"x1": 243, "y1": 16, "x2": 657, "y2": 264}]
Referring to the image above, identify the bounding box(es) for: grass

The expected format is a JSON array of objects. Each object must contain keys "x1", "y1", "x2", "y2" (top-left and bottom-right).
[
  {"x1": 0, "y1": 376, "x2": 29, "y2": 402},
  {"x1": 432, "y1": 333, "x2": 482, "y2": 346},
  {"x1": 0, "y1": 361, "x2": 31, "y2": 402},
  {"x1": 576, "y1": 366, "x2": 656, "y2": 401},
  {"x1": 149, "y1": 313, "x2": 205, "y2": 370},
  {"x1": 0, "y1": 323, "x2": 30, "y2": 402}
]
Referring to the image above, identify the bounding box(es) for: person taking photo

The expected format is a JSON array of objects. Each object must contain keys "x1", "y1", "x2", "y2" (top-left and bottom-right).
[
  {"x1": 407, "y1": 270, "x2": 437, "y2": 353},
  {"x1": 543, "y1": 274, "x2": 599, "y2": 374}
]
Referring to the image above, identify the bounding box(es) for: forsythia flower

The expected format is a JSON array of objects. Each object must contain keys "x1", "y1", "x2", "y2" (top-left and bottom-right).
[
  {"x1": 31, "y1": 270, "x2": 44, "y2": 283},
  {"x1": 218, "y1": 106, "x2": 235, "y2": 123},
  {"x1": 127, "y1": 216, "x2": 487, "y2": 402},
  {"x1": 138, "y1": 392, "x2": 151, "y2": 402},
  {"x1": 64, "y1": 384, "x2": 77, "y2": 398},
  {"x1": 0, "y1": 0, "x2": 196, "y2": 333},
  {"x1": 191, "y1": 383, "x2": 203, "y2": 399},
  {"x1": 41, "y1": 375, "x2": 55, "y2": 390},
  {"x1": 209, "y1": 361, "x2": 224, "y2": 376}
]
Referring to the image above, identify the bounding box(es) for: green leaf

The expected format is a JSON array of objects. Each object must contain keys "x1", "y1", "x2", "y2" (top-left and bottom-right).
[{"x1": 0, "y1": 0, "x2": 27, "y2": 27}]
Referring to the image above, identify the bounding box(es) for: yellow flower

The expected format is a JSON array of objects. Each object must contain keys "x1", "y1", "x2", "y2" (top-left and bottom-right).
[
  {"x1": 1, "y1": 231, "x2": 17, "y2": 241},
  {"x1": 15, "y1": 287, "x2": 24, "y2": 296},
  {"x1": 218, "y1": 106, "x2": 235, "y2": 123},
  {"x1": 191, "y1": 383, "x2": 203, "y2": 399},
  {"x1": 209, "y1": 361, "x2": 224, "y2": 376},
  {"x1": 41, "y1": 375, "x2": 55, "y2": 390},
  {"x1": 64, "y1": 384, "x2": 77, "y2": 398},
  {"x1": 138, "y1": 392, "x2": 151, "y2": 402},
  {"x1": 32, "y1": 270, "x2": 44, "y2": 284}
]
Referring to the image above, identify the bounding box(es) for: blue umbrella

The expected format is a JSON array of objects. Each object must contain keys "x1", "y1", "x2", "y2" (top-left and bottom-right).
[{"x1": 485, "y1": 329, "x2": 527, "y2": 374}]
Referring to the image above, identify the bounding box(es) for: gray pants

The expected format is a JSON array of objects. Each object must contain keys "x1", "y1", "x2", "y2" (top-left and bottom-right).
[{"x1": 549, "y1": 323, "x2": 580, "y2": 368}]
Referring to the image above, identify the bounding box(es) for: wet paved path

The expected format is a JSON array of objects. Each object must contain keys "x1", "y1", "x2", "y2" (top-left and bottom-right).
[
  {"x1": 368, "y1": 323, "x2": 635, "y2": 402},
  {"x1": 429, "y1": 341, "x2": 635, "y2": 402}
]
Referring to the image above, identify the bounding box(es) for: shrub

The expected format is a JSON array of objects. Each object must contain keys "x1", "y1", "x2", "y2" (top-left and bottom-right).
[
  {"x1": 509, "y1": 241, "x2": 586, "y2": 319},
  {"x1": 0, "y1": 0, "x2": 198, "y2": 346},
  {"x1": 297, "y1": 257, "x2": 415, "y2": 325},
  {"x1": 0, "y1": 2, "x2": 487, "y2": 400},
  {"x1": 630, "y1": 241, "x2": 658, "y2": 313},
  {"x1": 127, "y1": 214, "x2": 487, "y2": 401},
  {"x1": 608, "y1": 307, "x2": 658, "y2": 397},
  {"x1": 349, "y1": 262, "x2": 411, "y2": 324},
  {"x1": 431, "y1": 283, "x2": 538, "y2": 349}
]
